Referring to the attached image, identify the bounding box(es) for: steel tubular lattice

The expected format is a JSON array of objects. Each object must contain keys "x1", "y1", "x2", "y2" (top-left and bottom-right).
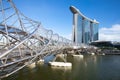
[{"x1": 0, "y1": 0, "x2": 72, "y2": 79}]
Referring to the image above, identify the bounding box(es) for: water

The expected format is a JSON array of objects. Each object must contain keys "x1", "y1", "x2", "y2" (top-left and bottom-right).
[{"x1": 3, "y1": 55, "x2": 120, "y2": 80}]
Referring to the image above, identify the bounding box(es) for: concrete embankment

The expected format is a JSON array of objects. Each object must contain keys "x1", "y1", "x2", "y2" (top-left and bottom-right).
[
  {"x1": 63, "y1": 47, "x2": 120, "y2": 55},
  {"x1": 101, "y1": 50, "x2": 120, "y2": 55}
]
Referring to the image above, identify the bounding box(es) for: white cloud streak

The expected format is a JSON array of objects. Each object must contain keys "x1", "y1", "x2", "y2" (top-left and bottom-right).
[
  {"x1": 63, "y1": 34, "x2": 72, "y2": 40},
  {"x1": 99, "y1": 24, "x2": 120, "y2": 41}
]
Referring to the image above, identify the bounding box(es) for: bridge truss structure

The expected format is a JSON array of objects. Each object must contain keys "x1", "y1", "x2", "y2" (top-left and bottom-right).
[{"x1": 0, "y1": 0, "x2": 72, "y2": 79}]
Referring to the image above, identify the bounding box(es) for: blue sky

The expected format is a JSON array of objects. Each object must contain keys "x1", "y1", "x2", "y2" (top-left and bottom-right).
[{"x1": 14, "y1": 0, "x2": 120, "y2": 41}]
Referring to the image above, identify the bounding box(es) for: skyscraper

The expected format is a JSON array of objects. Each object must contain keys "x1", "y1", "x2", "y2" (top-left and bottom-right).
[{"x1": 70, "y1": 6, "x2": 99, "y2": 45}]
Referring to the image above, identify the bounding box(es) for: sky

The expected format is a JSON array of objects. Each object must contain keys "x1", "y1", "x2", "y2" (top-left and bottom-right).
[{"x1": 13, "y1": 0, "x2": 120, "y2": 41}]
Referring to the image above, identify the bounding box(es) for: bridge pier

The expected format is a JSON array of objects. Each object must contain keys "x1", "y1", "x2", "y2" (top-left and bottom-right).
[
  {"x1": 48, "y1": 53, "x2": 72, "y2": 67},
  {"x1": 27, "y1": 59, "x2": 44, "y2": 69},
  {"x1": 37, "y1": 59, "x2": 44, "y2": 64},
  {"x1": 27, "y1": 62, "x2": 36, "y2": 69}
]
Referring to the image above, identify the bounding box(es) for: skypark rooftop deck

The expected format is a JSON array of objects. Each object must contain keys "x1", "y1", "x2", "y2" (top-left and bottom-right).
[{"x1": 70, "y1": 6, "x2": 99, "y2": 24}]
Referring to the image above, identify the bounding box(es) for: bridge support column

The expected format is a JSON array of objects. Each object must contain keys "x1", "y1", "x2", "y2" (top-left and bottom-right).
[{"x1": 48, "y1": 53, "x2": 72, "y2": 67}]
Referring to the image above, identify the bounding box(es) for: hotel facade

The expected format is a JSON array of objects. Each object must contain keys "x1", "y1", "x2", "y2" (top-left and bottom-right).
[{"x1": 70, "y1": 6, "x2": 99, "y2": 45}]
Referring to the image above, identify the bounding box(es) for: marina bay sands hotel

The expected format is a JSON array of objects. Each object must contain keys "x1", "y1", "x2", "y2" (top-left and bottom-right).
[{"x1": 70, "y1": 6, "x2": 99, "y2": 45}]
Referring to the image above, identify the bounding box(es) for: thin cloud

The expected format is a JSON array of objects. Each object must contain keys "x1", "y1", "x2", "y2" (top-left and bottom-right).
[
  {"x1": 99, "y1": 24, "x2": 120, "y2": 41},
  {"x1": 63, "y1": 34, "x2": 72, "y2": 40}
]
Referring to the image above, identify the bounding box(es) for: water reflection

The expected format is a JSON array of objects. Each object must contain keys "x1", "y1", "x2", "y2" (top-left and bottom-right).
[{"x1": 3, "y1": 55, "x2": 120, "y2": 80}]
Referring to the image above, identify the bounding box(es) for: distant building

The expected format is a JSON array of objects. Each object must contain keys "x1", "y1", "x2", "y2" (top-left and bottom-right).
[
  {"x1": 90, "y1": 41, "x2": 120, "y2": 50},
  {"x1": 70, "y1": 6, "x2": 99, "y2": 45}
]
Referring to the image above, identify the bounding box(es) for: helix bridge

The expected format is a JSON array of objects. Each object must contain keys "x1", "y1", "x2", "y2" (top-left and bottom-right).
[{"x1": 0, "y1": 0, "x2": 72, "y2": 79}]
